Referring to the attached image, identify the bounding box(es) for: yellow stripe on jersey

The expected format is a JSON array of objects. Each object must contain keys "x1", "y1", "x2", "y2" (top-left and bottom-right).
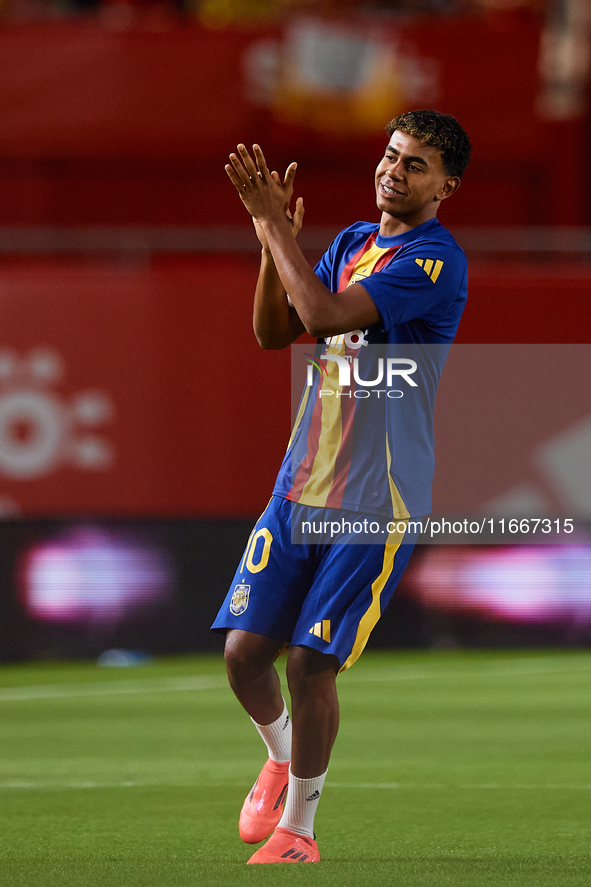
[
  {"x1": 299, "y1": 341, "x2": 344, "y2": 506},
  {"x1": 296, "y1": 240, "x2": 395, "y2": 507},
  {"x1": 415, "y1": 257, "x2": 444, "y2": 283},
  {"x1": 339, "y1": 522, "x2": 407, "y2": 672},
  {"x1": 287, "y1": 381, "x2": 311, "y2": 450},
  {"x1": 296, "y1": 243, "x2": 393, "y2": 505},
  {"x1": 348, "y1": 242, "x2": 395, "y2": 286},
  {"x1": 386, "y1": 434, "x2": 410, "y2": 520}
]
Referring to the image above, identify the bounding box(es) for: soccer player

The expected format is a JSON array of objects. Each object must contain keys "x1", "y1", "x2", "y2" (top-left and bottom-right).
[{"x1": 212, "y1": 109, "x2": 471, "y2": 864}]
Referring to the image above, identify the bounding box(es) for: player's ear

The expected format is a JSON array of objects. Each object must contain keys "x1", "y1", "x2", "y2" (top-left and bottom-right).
[{"x1": 438, "y1": 177, "x2": 460, "y2": 201}]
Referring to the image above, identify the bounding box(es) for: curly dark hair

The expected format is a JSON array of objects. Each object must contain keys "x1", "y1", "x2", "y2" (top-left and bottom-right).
[{"x1": 385, "y1": 109, "x2": 472, "y2": 178}]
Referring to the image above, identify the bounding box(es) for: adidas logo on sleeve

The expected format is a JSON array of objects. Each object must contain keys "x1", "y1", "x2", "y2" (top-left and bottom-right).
[{"x1": 415, "y1": 258, "x2": 444, "y2": 282}]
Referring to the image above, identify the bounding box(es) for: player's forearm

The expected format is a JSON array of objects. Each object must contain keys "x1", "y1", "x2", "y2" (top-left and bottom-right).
[
  {"x1": 261, "y1": 217, "x2": 344, "y2": 338},
  {"x1": 262, "y1": 216, "x2": 381, "y2": 336},
  {"x1": 253, "y1": 248, "x2": 305, "y2": 349}
]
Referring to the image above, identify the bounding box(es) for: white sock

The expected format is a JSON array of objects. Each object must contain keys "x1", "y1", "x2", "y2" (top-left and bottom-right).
[
  {"x1": 277, "y1": 767, "x2": 327, "y2": 838},
  {"x1": 251, "y1": 699, "x2": 292, "y2": 763}
]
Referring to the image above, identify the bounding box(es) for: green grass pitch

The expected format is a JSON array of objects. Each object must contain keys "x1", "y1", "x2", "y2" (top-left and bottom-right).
[{"x1": 0, "y1": 649, "x2": 590, "y2": 886}]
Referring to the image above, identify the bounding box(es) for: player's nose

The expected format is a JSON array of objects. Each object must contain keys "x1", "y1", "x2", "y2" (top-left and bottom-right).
[{"x1": 383, "y1": 157, "x2": 404, "y2": 180}]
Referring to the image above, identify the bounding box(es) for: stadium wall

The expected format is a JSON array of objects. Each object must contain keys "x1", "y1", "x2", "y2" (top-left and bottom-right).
[
  {"x1": 0, "y1": 12, "x2": 590, "y2": 660},
  {"x1": 0, "y1": 13, "x2": 587, "y2": 228},
  {"x1": 0, "y1": 255, "x2": 589, "y2": 518}
]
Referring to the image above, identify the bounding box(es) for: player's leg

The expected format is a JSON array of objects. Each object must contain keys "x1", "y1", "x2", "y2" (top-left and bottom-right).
[
  {"x1": 279, "y1": 646, "x2": 340, "y2": 833},
  {"x1": 246, "y1": 644, "x2": 336, "y2": 865},
  {"x1": 211, "y1": 498, "x2": 316, "y2": 845},
  {"x1": 247, "y1": 518, "x2": 415, "y2": 864},
  {"x1": 286, "y1": 644, "x2": 340, "y2": 778},
  {"x1": 223, "y1": 628, "x2": 293, "y2": 844},
  {"x1": 224, "y1": 628, "x2": 285, "y2": 726}
]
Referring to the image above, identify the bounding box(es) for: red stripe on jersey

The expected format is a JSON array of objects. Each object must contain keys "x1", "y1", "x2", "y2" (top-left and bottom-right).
[
  {"x1": 337, "y1": 232, "x2": 377, "y2": 291},
  {"x1": 373, "y1": 245, "x2": 400, "y2": 272},
  {"x1": 324, "y1": 385, "x2": 357, "y2": 509},
  {"x1": 288, "y1": 380, "x2": 325, "y2": 500},
  {"x1": 289, "y1": 232, "x2": 399, "y2": 505}
]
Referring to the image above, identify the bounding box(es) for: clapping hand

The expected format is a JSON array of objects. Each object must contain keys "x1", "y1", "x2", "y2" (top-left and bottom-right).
[{"x1": 225, "y1": 144, "x2": 304, "y2": 248}]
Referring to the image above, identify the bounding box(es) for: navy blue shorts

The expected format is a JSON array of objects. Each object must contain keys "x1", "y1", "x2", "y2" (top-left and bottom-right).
[{"x1": 211, "y1": 496, "x2": 415, "y2": 671}]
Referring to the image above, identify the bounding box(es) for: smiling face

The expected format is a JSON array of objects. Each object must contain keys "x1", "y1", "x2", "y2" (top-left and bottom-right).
[{"x1": 375, "y1": 130, "x2": 460, "y2": 236}]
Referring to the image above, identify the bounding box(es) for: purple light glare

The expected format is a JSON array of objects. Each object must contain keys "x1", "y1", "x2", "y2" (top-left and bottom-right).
[
  {"x1": 22, "y1": 528, "x2": 173, "y2": 624},
  {"x1": 411, "y1": 545, "x2": 591, "y2": 623}
]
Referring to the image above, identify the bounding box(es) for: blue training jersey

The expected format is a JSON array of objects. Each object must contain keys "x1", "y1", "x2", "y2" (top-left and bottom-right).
[{"x1": 273, "y1": 217, "x2": 468, "y2": 518}]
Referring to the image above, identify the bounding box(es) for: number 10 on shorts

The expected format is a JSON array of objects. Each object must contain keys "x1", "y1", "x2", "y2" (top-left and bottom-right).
[{"x1": 240, "y1": 528, "x2": 273, "y2": 574}]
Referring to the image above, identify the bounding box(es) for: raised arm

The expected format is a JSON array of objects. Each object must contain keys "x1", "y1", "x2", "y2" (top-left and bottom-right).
[
  {"x1": 253, "y1": 251, "x2": 305, "y2": 350},
  {"x1": 225, "y1": 144, "x2": 380, "y2": 339},
  {"x1": 251, "y1": 208, "x2": 306, "y2": 350},
  {"x1": 225, "y1": 151, "x2": 306, "y2": 350}
]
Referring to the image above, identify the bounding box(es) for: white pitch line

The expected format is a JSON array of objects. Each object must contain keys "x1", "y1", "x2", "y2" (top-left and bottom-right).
[
  {"x1": 345, "y1": 658, "x2": 591, "y2": 685},
  {"x1": 0, "y1": 781, "x2": 139, "y2": 790},
  {"x1": 326, "y1": 782, "x2": 591, "y2": 791},
  {"x1": 0, "y1": 675, "x2": 227, "y2": 702},
  {"x1": 0, "y1": 656, "x2": 589, "y2": 703},
  {"x1": 0, "y1": 779, "x2": 589, "y2": 791},
  {"x1": 0, "y1": 780, "x2": 245, "y2": 791}
]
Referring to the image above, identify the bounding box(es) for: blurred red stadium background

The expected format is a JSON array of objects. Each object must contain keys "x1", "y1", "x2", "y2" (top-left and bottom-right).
[
  {"x1": 0, "y1": 10, "x2": 589, "y2": 518},
  {"x1": 0, "y1": 6, "x2": 590, "y2": 658}
]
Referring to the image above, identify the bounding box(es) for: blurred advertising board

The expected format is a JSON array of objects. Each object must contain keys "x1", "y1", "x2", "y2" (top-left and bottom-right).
[
  {"x1": 0, "y1": 13, "x2": 586, "y2": 228},
  {"x1": 0, "y1": 256, "x2": 590, "y2": 520}
]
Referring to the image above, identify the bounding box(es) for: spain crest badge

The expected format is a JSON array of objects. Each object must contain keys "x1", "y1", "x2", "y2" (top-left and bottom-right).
[{"x1": 230, "y1": 584, "x2": 251, "y2": 616}]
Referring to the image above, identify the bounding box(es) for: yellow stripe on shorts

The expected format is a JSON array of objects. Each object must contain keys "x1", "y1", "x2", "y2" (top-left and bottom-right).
[{"x1": 339, "y1": 521, "x2": 407, "y2": 672}]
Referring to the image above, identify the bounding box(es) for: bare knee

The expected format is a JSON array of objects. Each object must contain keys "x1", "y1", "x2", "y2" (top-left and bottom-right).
[
  {"x1": 286, "y1": 645, "x2": 339, "y2": 698},
  {"x1": 224, "y1": 629, "x2": 283, "y2": 683}
]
